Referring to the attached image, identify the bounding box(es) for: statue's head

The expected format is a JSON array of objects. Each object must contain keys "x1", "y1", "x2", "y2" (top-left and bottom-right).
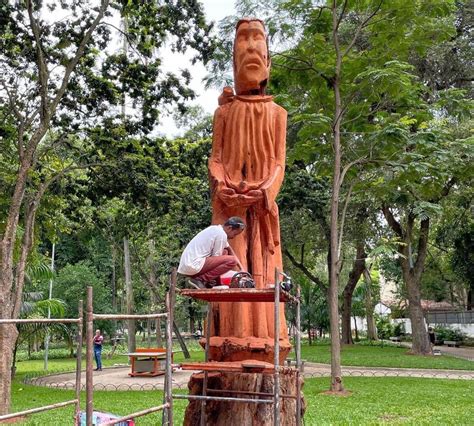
[{"x1": 233, "y1": 18, "x2": 270, "y2": 95}]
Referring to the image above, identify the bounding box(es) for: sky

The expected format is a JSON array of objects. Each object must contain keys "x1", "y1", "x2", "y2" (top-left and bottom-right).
[{"x1": 157, "y1": 0, "x2": 236, "y2": 137}]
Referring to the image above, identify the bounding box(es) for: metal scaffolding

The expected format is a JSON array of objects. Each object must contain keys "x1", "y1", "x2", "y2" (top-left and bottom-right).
[
  {"x1": 0, "y1": 270, "x2": 177, "y2": 426},
  {"x1": 177, "y1": 268, "x2": 302, "y2": 426},
  {"x1": 1, "y1": 267, "x2": 301, "y2": 425}
]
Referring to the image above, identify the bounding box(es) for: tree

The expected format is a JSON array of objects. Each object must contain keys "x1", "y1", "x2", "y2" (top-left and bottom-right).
[{"x1": 0, "y1": 0, "x2": 213, "y2": 413}]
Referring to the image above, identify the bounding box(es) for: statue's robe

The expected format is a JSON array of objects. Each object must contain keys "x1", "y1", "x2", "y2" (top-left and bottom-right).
[{"x1": 208, "y1": 94, "x2": 289, "y2": 349}]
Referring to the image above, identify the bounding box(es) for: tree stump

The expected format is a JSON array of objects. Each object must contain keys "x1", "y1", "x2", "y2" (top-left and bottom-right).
[{"x1": 183, "y1": 368, "x2": 305, "y2": 426}]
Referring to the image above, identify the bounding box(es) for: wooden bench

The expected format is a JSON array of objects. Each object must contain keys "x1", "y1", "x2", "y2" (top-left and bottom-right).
[
  {"x1": 127, "y1": 348, "x2": 177, "y2": 377},
  {"x1": 389, "y1": 336, "x2": 401, "y2": 342},
  {"x1": 443, "y1": 340, "x2": 460, "y2": 347},
  {"x1": 285, "y1": 359, "x2": 306, "y2": 372}
]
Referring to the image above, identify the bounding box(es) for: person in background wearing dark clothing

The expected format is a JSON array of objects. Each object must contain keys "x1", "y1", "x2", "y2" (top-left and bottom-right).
[
  {"x1": 428, "y1": 327, "x2": 436, "y2": 352},
  {"x1": 93, "y1": 329, "x2": 104, "y2": 371}
]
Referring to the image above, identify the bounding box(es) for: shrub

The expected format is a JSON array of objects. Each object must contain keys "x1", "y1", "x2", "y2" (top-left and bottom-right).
[
  {"x1": 393, "y1": 322, "x2": 406, "y2": 337},
  {"x1": 433, "y1": 326, "x2": 467, "y2": 342},
  {"x1": 375, "y1": 315, "x2": 393, "y2": 340}
]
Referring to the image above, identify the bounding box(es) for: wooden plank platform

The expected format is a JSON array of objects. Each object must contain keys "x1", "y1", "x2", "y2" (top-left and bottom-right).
[
  {"x1": 179, "y1": 288, "x2": 293, "y2": 303},
  {"x1": 180, "y1": 360, "x2": 275, "y2": 374}
]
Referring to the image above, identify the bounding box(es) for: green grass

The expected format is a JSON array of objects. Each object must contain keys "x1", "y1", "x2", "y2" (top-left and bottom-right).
[
  {"x1": 8, "y1": 343, "x2": 474, "y2": 424},
  {"x1": 299, "y1": 342, "x2": 474, "y2": 370},
  {"x1": 10, "y1": 377, "x2": 474, "y2": 425}
]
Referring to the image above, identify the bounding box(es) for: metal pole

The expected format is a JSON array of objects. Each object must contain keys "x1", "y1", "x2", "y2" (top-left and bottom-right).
[
  {"x1": 201, "y1": 303, "x2": 211, "y2": 426},
  {"x1": 86, "y1": 287, "x2": 94, "y2": 426},
  {"x1": 0, "y1": 400, "x2": 78, "y2": 421},
  {"x1": 274, "y1": 268, "x2": 280, "y2": 426},
  {"x1": 296, "y1": 282, "x2": 302, "y2": 426},
  {"x1": 44, "y1": 242, "x2": 55, "y2": 370},
  {"x1": 164, "y1": 269, "x2": 175, "y2": 426},
  {"x1": 75, "y1": 300, "x2": 83, "y2": 426}
]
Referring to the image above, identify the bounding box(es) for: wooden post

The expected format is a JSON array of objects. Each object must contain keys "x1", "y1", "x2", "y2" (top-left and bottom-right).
[
  {"x1": 86, "y1": 287, "x2": 93, "y2": 426},
  {"x1": 200, "y1": 303, "x2": 211, "y2": 426},
  {"x1": 75, "y1": 300, "x2": 83, "y2": 425},
  {"x1": 164, "y1": 269, "x2": 175, "y2": 425},
  {"x1": 274, "y1": 268, "x2": 280, "y2": 426},
  {"x1": 296, "y1": 282, "x2": 301, "y2": 425}
]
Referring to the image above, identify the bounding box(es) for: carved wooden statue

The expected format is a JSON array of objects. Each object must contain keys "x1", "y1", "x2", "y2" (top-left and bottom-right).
[{"x1": 208, "y1": 18, "x2": 290, "y2": 361}]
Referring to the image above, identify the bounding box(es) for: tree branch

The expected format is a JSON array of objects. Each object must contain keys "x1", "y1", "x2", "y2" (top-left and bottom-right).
[
  {"x1": 342, "y1": 1, "x2": 383, "y2": 58},
  {"x1": 283, "y1": 247, "x2": 326, "y2": 292},
  {"x1": 50, "y1": 0, "x2": 110, "y2": 115},
  {"x1": 27, "y1": 0, "x2": 49, "y2": 121},
  {"x1": 381, "y1": 204, "x2": 403, "y2": 238}
]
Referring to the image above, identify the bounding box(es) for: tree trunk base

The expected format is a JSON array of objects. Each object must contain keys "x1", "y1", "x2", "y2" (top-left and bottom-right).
[{"x1": 183, "y1": 369, "x2": 305, "y2": 426}]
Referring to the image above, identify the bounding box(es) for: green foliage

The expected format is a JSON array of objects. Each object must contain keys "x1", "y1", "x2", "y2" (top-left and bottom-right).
[
  {"x1": 375, "y1": 315, "x2": 394, "y2": 340},
  {"x1": 54, "y1": 261, "x2": 113, "y2": 334},
  {"x1": 434, "y1": 326, "x2": 467, "y2": 343}
]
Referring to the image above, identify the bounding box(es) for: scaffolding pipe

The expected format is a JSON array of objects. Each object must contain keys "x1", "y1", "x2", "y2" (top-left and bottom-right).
[
  {"x1": 0, "y1": 400, "x2": 78, "y2": 421},
  {"x1": 296, "y1": 282, "x2": 301, "y2": 425},
  {"x1": 75, "y1": 300, "x2": 83, "y2": 425},
  {"x1": 0, "y1": 318, "x2": 80, "y2": 324},
  {"x1": 164, "y1": 269, "x2": 176, "y2": 425},
  {"x1": 92, "y1": 313, "x2": 167, "y2": 320},
  {"x1": 175, "y1": 395, "x2": 274, "y2": 404},
  {"x1": 200, "y1": 303, "x2": 211, "y2": 426},
  {"x1": 274, "y1": 268, "x2": 280, "y2": 426},
  {"x1": 86, "y1": 287, "x2": 94, "y2": 426},
  {"x1": 100, "y1": 403, "x2": 170, "y2": 426},
  {"x1": 206, "y1": 388, "x2": 297, "y2": 399}
]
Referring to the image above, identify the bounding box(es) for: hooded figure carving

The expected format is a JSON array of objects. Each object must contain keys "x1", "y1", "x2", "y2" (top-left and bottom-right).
[{"x1": 208, "y1": 18, "x2": 290, "y2": 361}]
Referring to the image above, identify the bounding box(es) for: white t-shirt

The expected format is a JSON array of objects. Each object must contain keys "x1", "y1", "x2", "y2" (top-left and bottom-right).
[{"x1": 178, "y1": 225, "x2": 229, "y2": 275}]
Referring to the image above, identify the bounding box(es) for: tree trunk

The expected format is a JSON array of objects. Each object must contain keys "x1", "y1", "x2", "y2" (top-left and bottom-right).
[
  {"x1": 382, "y1": 208, "x2": 431, "y2": 354},
  {"x1": 363, "y1": 269, "x2": 378, "y2": 340},
  {"x1": 173, "y1": 322, "x2": 190, "y2": 359},
  {"x1": 353, "y1": 315, "x2": 359, "y2": 341},
  {"x1": 341, "y1": 243, "x2": 366, "y2": 344},
  {"x1": 403, "y1": 269, "x2": 431, "y2": 354},
  {"x1": 0, "y1": 325, "x2": 18, "y2": 415},
  {"x1": 124, "y1": 237, "x2": 135, "y2": 352}
]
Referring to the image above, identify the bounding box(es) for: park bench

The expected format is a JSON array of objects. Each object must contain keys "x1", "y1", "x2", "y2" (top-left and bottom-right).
[
  {"x1": 389, "y1": 336, "x2": 402, "y2": 345},
  {"x1": 443, "y1": 340, "x2": 460, "y2": 347},
  {"x1": 285, "y1": 358, "x2": 306, "y2": 372}
]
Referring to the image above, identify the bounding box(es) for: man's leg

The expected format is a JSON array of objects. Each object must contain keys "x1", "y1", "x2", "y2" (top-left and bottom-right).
[{"x1": 192, "y1": 255, "x2": 238, "y2": 283}]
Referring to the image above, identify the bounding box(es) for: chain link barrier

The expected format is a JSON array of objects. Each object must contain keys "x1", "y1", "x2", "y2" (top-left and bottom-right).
[{"x1": 23, "y1": 363, "x2": 474, "y2": 392}]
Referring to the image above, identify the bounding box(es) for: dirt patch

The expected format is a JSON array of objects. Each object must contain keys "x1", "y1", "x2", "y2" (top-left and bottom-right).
[
  {"x1": 0, "y1": 416, "x2": 27, "y2": 423},
  {"x1": 379, "y1": 413, "x2": 409, "y2": 421}
]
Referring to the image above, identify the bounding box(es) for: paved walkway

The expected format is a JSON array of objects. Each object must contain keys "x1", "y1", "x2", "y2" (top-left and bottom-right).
[
  {"x1": 303, "y1": 362, "x2": 474, "y2": 380},
  {"x1": 26, "y1": 358, "x2": 474, "y2": 391},
  {"x1": 434, "y1": 345, "x2": 474, "y2": 360}
]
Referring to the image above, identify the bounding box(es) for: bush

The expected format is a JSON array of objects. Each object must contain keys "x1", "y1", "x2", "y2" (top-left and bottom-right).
[
  {"x1": 375, "y1": 315, "x2": 393, "y2": 340},
  {"x1": 433, "y1": 326, "x2": 467, "y2": 342},
  {"x1": 393, "y1": 322, "x2": 406, "y2": 337}
]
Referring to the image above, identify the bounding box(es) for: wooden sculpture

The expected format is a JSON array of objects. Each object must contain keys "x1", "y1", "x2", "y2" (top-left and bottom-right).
[{"x1": 208, "y1": 18, "x2": 290, "y2": 362}]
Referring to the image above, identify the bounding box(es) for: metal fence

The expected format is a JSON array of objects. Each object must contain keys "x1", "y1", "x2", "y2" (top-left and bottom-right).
[{"x1": 426, "y1": 310, "x2": 474, "y2": 325}]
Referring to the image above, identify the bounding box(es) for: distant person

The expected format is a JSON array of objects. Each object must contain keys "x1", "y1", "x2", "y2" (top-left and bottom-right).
[
  {"x1": 93, "y1": 329, "x2": 104, "y2": 371},
  {"x1": 178, "y1": 217, "x2": 245, "y2": 288},
  {"x1": 428, "y1": 327, "x2": 436, "y2": 351}
]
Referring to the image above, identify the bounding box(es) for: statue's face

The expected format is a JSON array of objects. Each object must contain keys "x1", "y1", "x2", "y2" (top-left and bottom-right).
[{"x1": 234, "y1": 21, "x2": 269, "y2": 94}]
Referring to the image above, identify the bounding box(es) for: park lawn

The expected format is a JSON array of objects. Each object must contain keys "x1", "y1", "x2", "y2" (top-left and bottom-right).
[
  {"x1": 10, "y1": 377, "x2": 474, "y2": 425},
  {"x1": 14, "y1": 348, "x2": 205, "y2": 379},
  {"x1": 299, "y1": 343, "x2": 474, "y2": 370}
]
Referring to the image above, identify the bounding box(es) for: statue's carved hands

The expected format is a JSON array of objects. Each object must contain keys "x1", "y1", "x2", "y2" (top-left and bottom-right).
[{"x1": 219, "y1": 187, "x2": 264, "y2": 208}]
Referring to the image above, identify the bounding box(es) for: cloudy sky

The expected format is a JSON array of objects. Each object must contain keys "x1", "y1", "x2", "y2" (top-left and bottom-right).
[{"x1": 157, "y1": 0, "x2": 236, "y2": 136}]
